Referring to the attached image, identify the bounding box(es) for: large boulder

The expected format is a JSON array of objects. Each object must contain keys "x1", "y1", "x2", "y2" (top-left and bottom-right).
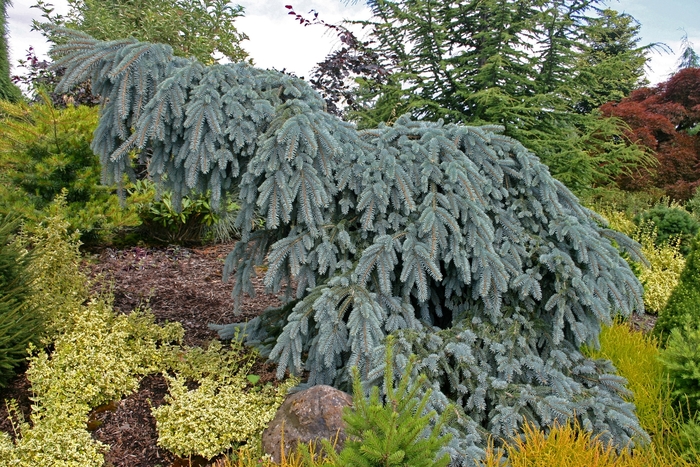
[{"x1": 262, "y1": 385, "x2": 352, "y2": 462}]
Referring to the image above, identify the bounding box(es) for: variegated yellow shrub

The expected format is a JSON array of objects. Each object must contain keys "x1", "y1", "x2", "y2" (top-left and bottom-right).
[
  {"x1": 634, "y1": 224, "x2": 685, "y2": 314},
  {"x1": 153, "y1": 373, "x2": 297, "y2": 459},
  {"x1": 2, "y1": 199, "x2": 295, "y2": 466},
  {"x1": 594, "y1": 207, "x2": 684, "y2": 314},
  {"x1": 595, "y1": 207, "x2": 637, "y2": 236}
]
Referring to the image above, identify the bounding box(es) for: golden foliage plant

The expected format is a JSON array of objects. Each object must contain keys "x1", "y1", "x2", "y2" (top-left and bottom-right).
[
  {"x1": 220, "y1": 442, "x2": 336, "y2": 467},
  {"x1": 634, "y1": 223, "x2": 685, "y2": 314},
  {"x1": 587, "y1": 322, "x2": 697, "y2": 466},
  {"x1": 0, "y1": 93, "x2": 140, "y2": 243},
  {"x1": 152, "y1": 340, "x2": 298, "y2": 460},
  {"x1": 595, "y1": 207, "x2": 684, "y2": 314},
  {"x1": 589, "y1": 322, "x2": 666, "y2": 435},
  {"x1": 479, "y1": 421, "x2": 695, "y2": 467}
]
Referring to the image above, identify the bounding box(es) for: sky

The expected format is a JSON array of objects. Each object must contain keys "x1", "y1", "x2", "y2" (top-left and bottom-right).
[{"x1": 5, "y1": 0, "x2": 700, "y2": 86}]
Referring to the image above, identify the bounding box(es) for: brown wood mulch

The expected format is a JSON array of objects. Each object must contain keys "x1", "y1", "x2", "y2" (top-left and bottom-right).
[{"x1": 0, "y1": 240, "x2": 659, "y2": 467}]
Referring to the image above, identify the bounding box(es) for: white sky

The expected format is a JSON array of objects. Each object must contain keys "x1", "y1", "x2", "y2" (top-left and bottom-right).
[{"x1": 6, "y1": 0, "x2": 700, "y2": 86}]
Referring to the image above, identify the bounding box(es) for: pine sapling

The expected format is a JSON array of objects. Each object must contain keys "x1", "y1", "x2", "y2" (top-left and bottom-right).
[{"x1": 330, "y1": 336, "x2": 452, "y2": 467}]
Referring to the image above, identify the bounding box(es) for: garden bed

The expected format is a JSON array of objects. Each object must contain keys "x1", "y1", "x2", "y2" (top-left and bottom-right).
[
  {"x1": 0, "y1": 242, "x2": 281, "y2": 467},
  {"x1": 0, "y1": 241, "x2": 659, "y2": 467}
]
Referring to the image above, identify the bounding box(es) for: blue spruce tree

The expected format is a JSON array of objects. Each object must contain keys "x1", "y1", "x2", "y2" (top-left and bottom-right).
[{"x1": 52, "y1": 29, "x2": 649, "y2": 465}]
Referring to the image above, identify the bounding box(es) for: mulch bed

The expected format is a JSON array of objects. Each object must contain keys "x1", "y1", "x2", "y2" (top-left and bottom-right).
[
  {"x1": 0, "y1": 240, "x2": 659, "y2": 467},
  {"x1": 88, "y1": 243, "x2": 283, "y2": 348},
  {"x1": 0, "y1": 241, "x2": 282, "y2": 467}
]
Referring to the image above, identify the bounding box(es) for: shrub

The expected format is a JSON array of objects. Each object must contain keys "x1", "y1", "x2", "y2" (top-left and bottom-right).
[
  {"x1": 153, "y1": 372, "x2": 296, "y2": 459},
  {"x1": 153, "y1": 339, "x2": 297, "y2": 459},
  {"x1": 634, "y1": 225, "x2": 685, "y2": 314},
  {"x1": 592, "y1": 207, "x2": 685, "y2": 313},
  {"x1": 634, "y1": 204, "x2": 700, "y2": 255},
  {"x1": 586, "y1": 322, "x2": 666, "y2": 436},
  {"x1": 224, "y1": 443, "x2": 336, "y2": 467},
  {"x1": 18, "y1": 194, "x2": 91, "y2": 339},
  {"x1": 479, "y1": 420, "x2": 694, "y2": 467},
  {"x1": 659, "y1": 324, "x2": 700, "y2": 420},
  {"x1": 654, "y1": 233, "x2": 700, "y2": 342},
  {"x1": 683, "y1": 186, "x2": 700, "y2": 218},
  {"x1": 0, "y1": 216, "x2": 40, "y2": 387},
  {"x1": 127, "y1": 179, "x2": 240, "y2": 245},
  {"x1": 586, "y1": 321, "x2": 700, "y2": 465},
  {"x1": 0, "y1": 94, "x2": 140, "y2": 243},
  {"x1": 1, "y1": 200, "x2": 181, "y2": 466},
  {"x1": 3, "y1": 198, "x2": 293, "y2": 465},
  {"x1": 584, "y1": 321, "x2": 700, "y2": 466},
  {"x1": 671, "y1": 418, "x2": 700, "y2": 463},
  {"x1": 326, "y1": 336, "x2": 452, "y2": 467}
]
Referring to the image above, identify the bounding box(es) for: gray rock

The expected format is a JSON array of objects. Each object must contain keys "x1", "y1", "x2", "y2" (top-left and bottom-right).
[{"x1": 262, "y1": 385, "x2": 353, "y2": 462}]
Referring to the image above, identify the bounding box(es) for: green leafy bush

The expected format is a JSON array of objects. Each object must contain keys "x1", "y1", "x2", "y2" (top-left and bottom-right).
[
  {"x1": 654, "y1": 233, "x2": 700, "y2": 342},
  {"x1": 672, "y1": 418, "x2": 700, "y2": 463},
  {"x1": 634, "y1": 205, "x2": 700, "y2": 255},
  {"x1": 683, "y1": 187, "x2": 700, "y2": 218},
  {"x1": 658, "y1": 323, "x2": 700, "y2": 463},
  {"x1": 128, "y1": 179, "x2": 239, "y2": 245},
  {"x1": 0, "y1": 216, "x2": 40, "y2": 387}
]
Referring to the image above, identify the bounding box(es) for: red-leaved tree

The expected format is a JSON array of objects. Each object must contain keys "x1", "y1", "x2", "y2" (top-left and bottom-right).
[{"x1": 601, "y1": 68, "x2": 700, "y2": 199}]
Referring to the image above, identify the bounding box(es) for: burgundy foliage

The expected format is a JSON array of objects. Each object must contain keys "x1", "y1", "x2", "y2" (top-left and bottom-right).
[
  {"x1": 12, "y1": 46, "x2": 100, "y2": 107},
  {"x1": 285, "y1": 5, "x2": 391, "y2": 116},
  {"x1": 601, "y1": 68, "x2": 700, "y2": 199}
]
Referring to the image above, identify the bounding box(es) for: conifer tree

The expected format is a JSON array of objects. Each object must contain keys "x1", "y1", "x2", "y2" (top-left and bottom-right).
[
  {"x1": 52, "y1": 30, "x2": 649, "y2": 465},
  {"x1": 677, "y1": 33, "x2": 700, "y2": 71},
  {"x1": 0, "y1": 0, "x2": 21, "y2": 102},
  {"x1": 311, "y1": 0, "x2": 652, "y2": 194}
]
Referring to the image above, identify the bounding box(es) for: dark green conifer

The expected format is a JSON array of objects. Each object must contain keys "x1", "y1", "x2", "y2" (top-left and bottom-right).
[
  {"x1": 51, "y1": 30, "x2": 648, "y2": 465},
  {"x1": 654, "y1": 233, "x2": 700, "y2": 342},
  {"x1": 0, "y1": 0, "x2": 21, "y2": 102},
  {"x1": 0, "y1": 216, "x2": 39, "y2": 386}
]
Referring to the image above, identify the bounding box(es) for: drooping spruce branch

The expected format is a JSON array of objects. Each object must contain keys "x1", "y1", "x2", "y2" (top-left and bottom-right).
[{"x1": 52, "y1": 29, "x2": 648, "y2": 465}]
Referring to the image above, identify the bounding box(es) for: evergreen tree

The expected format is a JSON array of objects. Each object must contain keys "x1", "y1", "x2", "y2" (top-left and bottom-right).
[
  {"x1": 573, "y1": 9, "x2": 649, "y2": 114},
  {"x1": 0, "y1": 0, "x2": 21, "y2": 101},
  {"x1": 330, "y1": 336, "x2": 452, "y2": 467},
  {"x1": 677, "y1": 33, "x2": 700, "y2": 71},
  {"x1": 313, "y1": 1, "x2": 652, "y2": 194},
  {"x1": 52, "y1": 30, "x2": 648, "y2": 465}
]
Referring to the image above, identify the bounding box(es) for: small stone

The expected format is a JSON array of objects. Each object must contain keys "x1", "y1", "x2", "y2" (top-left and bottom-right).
[{"x1": 262, "y1": 385, "x2": 352, "y2": 462}]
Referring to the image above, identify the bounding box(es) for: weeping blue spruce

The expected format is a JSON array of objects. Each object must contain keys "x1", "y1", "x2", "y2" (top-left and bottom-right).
[{"x1": 52, "y1": 29, "x2": 648, "y2": 465}]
